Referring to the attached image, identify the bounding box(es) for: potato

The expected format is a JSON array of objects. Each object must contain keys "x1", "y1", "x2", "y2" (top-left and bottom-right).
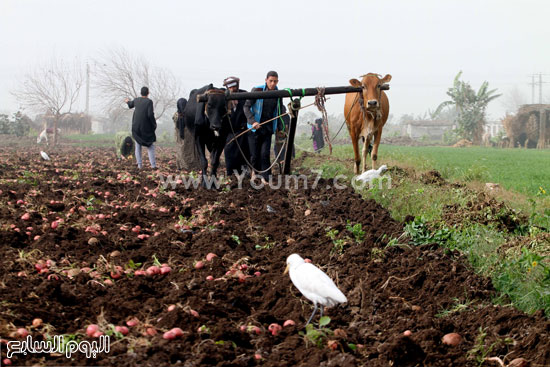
[{"x1": 442, "y1": 332, "x2": 462, "y2": 346}]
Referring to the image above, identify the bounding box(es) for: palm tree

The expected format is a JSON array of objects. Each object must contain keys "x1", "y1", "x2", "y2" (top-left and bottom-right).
[{"x1": 435, "y1": 71, "x2": 501, "y2": 144}]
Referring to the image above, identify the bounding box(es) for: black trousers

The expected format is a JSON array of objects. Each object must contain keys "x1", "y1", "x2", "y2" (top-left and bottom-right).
[
  {"x1": 247, "y1": 131, "x2": 272, "y2": 180},
  {"x1": 225, "y1": 132, "x2": 249, "y2": 175}
]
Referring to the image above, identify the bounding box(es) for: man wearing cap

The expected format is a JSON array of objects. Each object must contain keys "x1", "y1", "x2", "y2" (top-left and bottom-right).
[
  {"x1": 223, "y1": 77, "x2": 250, "y2": 176},
  {"x1": 243, "y1": 71, "x2": 289, "y2": 182}
]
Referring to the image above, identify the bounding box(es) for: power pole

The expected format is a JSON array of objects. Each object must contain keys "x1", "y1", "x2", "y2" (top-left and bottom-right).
[
  {"x1": 540, "y1": 73, "x2": 543, "y2": 104},
  {"x1": 531, "y1": 74, "x2": 535, "y2": 104},
  {"x1": 529, "y1": 73, "x2": 547, "y2": 104},
  {"x1": 86, "y1": 62, "x2": 90, "y2": 115}
]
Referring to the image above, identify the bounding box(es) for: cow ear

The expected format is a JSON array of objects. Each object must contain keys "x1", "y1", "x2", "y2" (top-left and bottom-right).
[
  {"x1": 349, "y1": 79, "x2": 361, "y2": 87},
  {"x1": 381, "y1": 74, "x2": 392, "y2": 84}
]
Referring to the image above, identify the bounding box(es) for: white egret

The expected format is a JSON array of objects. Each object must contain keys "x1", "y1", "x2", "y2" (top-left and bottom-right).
[
  {"x1": 40, "y1": 151, "x2": 51, "y2": 161},
  {"x1": 284, "y1": 253, "x2": 347, "y2": 325},
  {"x1": 355, "y1": 164, "x2": 387, "y2": 183}
]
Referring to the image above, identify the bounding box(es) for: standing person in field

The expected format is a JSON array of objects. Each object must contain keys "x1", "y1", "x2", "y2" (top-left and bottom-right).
[
  {"x1": 125, "y1": 86, "x2": 157, "y2": 169},
  {"x1": 244, "y1": 71, "x2": 288, "y2": 182},
  {"x1": 311, "y1": 118, "x2": 325, "y2": 153},
  {"x1": 223, "y1": 76, "x2": 250, "y2": 176}
]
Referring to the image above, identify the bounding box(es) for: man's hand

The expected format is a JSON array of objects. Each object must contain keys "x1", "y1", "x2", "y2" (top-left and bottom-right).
[
  {"x1": 252, "y1": 122, "x2": 260, "y2": 130},
  {"x1": 124, "y1": 98, "x2": 130, "y2": 103}
]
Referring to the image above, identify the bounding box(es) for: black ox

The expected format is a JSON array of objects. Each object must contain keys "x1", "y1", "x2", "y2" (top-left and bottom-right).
[{"x1": 184, "y1": 84, "x2": 232, "y2": 184}]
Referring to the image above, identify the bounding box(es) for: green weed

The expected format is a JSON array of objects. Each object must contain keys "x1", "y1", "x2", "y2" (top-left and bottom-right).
[
  {"x1": 299, "y1": 316, "x2": 333, "y2": 348},
  {"x1": 346, "y1": 221, "x2": 365, "y2": 243},
  {"x1": 494, "y1": 248, "x2": 550, "y2": 315}
]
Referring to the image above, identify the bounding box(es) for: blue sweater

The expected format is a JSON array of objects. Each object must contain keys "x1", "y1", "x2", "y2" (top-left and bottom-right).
[{"x1": 246, "y1": 84, "x2": 283, "y2": 134}]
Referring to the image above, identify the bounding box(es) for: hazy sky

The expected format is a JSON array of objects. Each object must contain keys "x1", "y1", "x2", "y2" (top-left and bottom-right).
[{"x1": 1, "y1": 0, "x2": 549, "y2": 122}]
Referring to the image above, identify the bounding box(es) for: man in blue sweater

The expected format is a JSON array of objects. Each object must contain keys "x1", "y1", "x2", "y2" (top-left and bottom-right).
[{"x1": 244, "y1": 71, "x2": 288, "y2": 182}]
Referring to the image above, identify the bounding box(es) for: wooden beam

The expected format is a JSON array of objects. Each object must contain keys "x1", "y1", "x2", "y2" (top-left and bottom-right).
[
  {"x1": 283, "y1": 99, "x2": 301, "y2": 174},
  {"x1": 197, "y1": 86, "x2": 365, "y2": 102}
]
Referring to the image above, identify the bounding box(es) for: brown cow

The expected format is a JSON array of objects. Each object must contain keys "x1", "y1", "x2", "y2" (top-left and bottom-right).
[{"x1": 344, "y1": 73, "x2": 391, "y2": 174}]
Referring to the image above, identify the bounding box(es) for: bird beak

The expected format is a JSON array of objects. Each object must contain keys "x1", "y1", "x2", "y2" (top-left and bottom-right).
[{"x1": 284, "y1": 264, "x2": 289, "y2": 275}]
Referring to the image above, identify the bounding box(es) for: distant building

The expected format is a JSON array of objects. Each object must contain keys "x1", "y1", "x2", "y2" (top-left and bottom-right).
[
  {"x1": 405, "y1": 120, "x2": 455, "y2": 140},
  {"x1": 483, "y1": 120, "x2": 504, "y2": 137},
  {"x1": 91, "y1": 118, "x2": 106, "y2": 134}
]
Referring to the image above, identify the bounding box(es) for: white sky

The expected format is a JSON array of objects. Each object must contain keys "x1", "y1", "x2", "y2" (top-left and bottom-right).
[{"x1": 1, "y1": 0, "x2": 549, "y2": 122}]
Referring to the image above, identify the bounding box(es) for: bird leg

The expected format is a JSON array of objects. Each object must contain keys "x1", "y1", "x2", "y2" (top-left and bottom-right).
[
  {"x1": 319, "y1": 305, "x2": 324, "y2": 320},
  {"x1": 305, "y1": 303, "x2": 318, "y2": 326}
]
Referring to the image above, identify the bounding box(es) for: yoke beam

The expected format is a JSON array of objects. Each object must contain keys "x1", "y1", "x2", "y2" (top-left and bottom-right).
[{"x1": 197, "y1": 86, "x2": 363, "y2": 102}]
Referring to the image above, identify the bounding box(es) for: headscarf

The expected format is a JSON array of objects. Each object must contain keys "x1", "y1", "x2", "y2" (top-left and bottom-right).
[
  {"x1": 223, "y1": 76, "x2": 240, "y2": 89},
  {"x1": 120, "y1": 136, "x2": 134, "y2": 157},
  {"x1": 176, "y1": 98, "x2": 187, "y2": 139}
]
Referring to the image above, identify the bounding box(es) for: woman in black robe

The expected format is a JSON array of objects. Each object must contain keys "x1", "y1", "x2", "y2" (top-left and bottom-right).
[
  {"x1": 312, "y1": 118, "x2": 325, "y2": 153},
  {"x1": 125, "y1": 86, "x2": 157, "y2": 169}
]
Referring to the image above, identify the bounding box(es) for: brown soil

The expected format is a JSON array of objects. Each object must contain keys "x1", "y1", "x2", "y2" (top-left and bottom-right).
[
  {"x1": 420, "y1": 170, "x2": 447, "y2": 186},
  {"x1": 442, "y1": 192, "x2": 526, "y2": 232},
  {"x1": 0, "y1": 147, "x2": 549, "y2": 366},
  {"x1": 386, "y1": 163, "x2": 526, "y2": 232},
  {"x1": 452, "y1": 139, "x2": 473, "y2": 148}
]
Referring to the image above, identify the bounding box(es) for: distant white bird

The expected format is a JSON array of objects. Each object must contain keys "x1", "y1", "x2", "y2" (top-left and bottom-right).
[
  {"x1": 40, "y1": 151, "x2": 50, "y2": 161},
  {"x1": 284, "y1": 254, "x2": 347, "y2": 325},
  {"x1": 37, "y1": 129, "x2": 48, "y2": 144},
  {"x1": 355, "y1": 164, "x2": 388, "y2": 183}
]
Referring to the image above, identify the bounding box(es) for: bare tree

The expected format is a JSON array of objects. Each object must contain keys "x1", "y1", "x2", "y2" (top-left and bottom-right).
[
  {"x1": 12, "y1": 58, "x2": 84, "y2": 145},
  {"x1": 501, "y1": 85, "x2": 527, "y2": 114},
  {"x1": 93, "y1": 47, "x2": 181, "y2": 121}
]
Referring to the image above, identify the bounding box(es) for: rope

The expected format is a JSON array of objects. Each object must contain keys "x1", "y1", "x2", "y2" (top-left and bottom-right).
[
  {"x1": 226, "y1": 97, "x2": 320, "y2": 175},
  {"x1": 314, "y1": 87, "x2": 333, "y2": 154},
  {"x1": 224, "y1": 89, "x2": 357, "y2": 173},
  {"x1": 226, "y1": 100, "x2": 319, "y2": 145},
  {"x1": 285, "y1": 88, "x2": 306, "y2": 102},
  {"x1": 226, "y1": 91, "x2": 361, "y2": 159},
  {"x1": 227, "y1": 115, "x2": 287, "y2": 175},
  {"x1": 319, "y1": 92, "x2": 360, "y2": 148}
]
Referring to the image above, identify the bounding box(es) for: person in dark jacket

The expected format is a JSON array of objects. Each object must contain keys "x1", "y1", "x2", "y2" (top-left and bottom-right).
[
  {"x1": 244, "y1": 71, "x2": 288, "y2": 182},
  {"x1": 115, "y1": 131, "x2": 135, "y2": 159},
  {"x1": 173, "y1": 98, "x2": 192, "y2": 170},
  {"x1": 125, "y1": 86, "x2": 157, "y2": 169},
  {"x1": 223, "y1": 76, "x2": 250, "y2": 176},
  {"x1": 312, "y1": 118, "x2": 325, "y2": 153}
]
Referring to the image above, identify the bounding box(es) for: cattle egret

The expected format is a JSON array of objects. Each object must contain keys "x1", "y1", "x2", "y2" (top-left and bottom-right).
[
  {"x1": 40, "y1": 151, "x2": 50, "y2": 161},
  {"x1": 284, "y1": 254, "x2": 347, "y2": 325},
  {"x1": 355, "y1": 164, "x2": 387, "y2": 183},
  {"x1": 37, "y1": 129, "x2": 48, "y2": 144}
]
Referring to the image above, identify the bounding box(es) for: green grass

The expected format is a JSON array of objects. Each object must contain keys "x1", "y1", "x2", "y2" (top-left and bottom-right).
[
  {"x1": 366, "y1": 175, "x2": 475, "y2": 222},
  {"x1": 63, "y1": 133, "x2": 116, "y2": 147},
  {"x1": 326, "y1": 145, "x2": 550, "y2": 197},
  {"x1": 65, "y1": 133, "x2": 116, "y2": 141},
  {"x1": 63, "y1": 133, "x2": 176, "y2": 148}
]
